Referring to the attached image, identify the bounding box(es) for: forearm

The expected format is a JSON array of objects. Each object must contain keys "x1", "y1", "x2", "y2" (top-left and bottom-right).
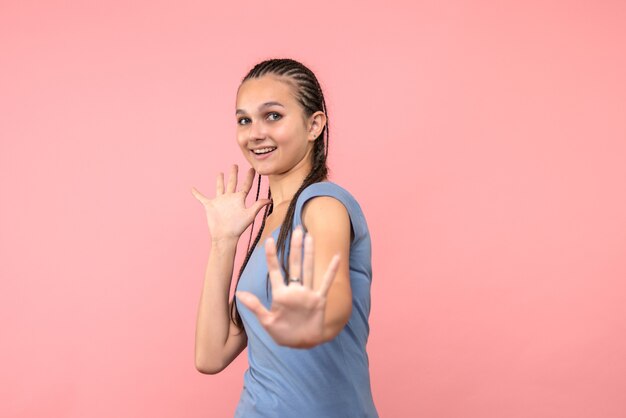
[
  {"x1": 304, "y1": 286, "x2": 353, "y2": 349},
  {"x1": 194, "y1": 238, "x2": 238, "y2": 370}
]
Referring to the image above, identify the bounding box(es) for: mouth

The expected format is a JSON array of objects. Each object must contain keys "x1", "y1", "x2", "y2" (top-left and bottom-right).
[{"x1": 250, "y1": 146, "x2": 277, "y2": 159}]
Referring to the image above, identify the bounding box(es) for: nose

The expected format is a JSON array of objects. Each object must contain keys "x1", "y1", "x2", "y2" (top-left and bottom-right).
[{"x1": 248, "y1": 119, "x2": 267, "y2": 141}]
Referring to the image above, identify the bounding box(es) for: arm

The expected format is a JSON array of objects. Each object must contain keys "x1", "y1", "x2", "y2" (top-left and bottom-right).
[
  {"x1": 233, "y1": 194, "x2": 354, "y2": 349},
  {"x1": 191, "y1": 164, "x2": 271, "y2": 373},
  {"x1": 301, "y1": 196, "x2": 353, "y2": 344},
  {"x1": 194, "y1": 237, "x2": 248, "y2": 374}
]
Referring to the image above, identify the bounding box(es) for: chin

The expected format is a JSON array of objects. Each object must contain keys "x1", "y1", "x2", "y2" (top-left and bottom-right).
[{"x1": 250, "y1": 165, "x2": 274, "y2": 176}]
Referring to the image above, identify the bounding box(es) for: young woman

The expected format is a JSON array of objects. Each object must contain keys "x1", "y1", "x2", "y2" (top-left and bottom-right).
[{"x1": 192, "y1": 58, "x2": 378, "y2": 417}]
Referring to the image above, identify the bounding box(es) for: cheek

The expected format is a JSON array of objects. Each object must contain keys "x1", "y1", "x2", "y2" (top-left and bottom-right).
[
  {"x1": 236, "y1": 132, "x2": 248, "y2": 148},
  {"x1": 273, "y1": 125, "x2": 303, "y2": 147},
  {"x1": 236, "y1": 140, "x2": 251, "y2": 159}
]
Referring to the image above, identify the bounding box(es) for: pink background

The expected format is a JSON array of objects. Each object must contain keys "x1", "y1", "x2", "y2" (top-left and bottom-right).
[{"x1": 1, "y1": 1, "x2": 625, "y2": 417}]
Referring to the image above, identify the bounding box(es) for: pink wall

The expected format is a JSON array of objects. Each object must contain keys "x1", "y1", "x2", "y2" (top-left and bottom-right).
[{"x1": 1, "y1": 1, "x2": 625, "y2": 417}]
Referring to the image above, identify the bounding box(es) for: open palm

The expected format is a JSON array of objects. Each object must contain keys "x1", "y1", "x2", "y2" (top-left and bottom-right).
[{"x1": 236, "y1": 225, "x2": 341, "y2": 349}]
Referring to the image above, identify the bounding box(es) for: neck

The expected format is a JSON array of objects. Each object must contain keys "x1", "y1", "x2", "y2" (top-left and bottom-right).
[{"x1": 267, "y1": 152, "x2": 313, "y2": 206}]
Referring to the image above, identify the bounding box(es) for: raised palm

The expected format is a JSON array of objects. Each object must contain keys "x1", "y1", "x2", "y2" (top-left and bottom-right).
[
  {"x1": 191, "y1": 164, "x2": 272, "y2": 242},
  {"x1": 236, "y1": 225, "x2": 341, "y2": 349}
]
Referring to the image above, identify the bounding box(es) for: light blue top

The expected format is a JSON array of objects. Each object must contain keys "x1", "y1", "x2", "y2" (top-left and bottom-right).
[{"x1": 234, "y1": 181, "x2": 379, "y2": 418}]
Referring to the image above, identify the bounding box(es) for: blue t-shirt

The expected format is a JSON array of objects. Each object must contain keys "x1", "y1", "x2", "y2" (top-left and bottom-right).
[{"x1": 234, "y1": 181, "x2": 378, "y2": 418}]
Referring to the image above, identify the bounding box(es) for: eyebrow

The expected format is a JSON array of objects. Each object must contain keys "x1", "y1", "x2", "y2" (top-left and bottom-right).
[{"x1": 236, "y1": 101, "x2": 285, "y2": 115}]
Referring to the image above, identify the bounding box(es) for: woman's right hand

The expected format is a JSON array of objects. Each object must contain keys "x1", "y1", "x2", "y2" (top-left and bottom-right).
[{"x1": 191, "y1": 164, "x2": 272, "y2": 243}]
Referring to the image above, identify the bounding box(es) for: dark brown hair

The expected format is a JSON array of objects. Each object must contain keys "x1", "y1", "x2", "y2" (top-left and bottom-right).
[{"x1": 230, "y1": 58, "x2": 330, "y2": 333}]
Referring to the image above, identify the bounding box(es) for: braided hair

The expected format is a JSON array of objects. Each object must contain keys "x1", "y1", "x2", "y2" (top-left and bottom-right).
[{"x1": 230, "y1": 58, "x2": 330, "y2": 334}]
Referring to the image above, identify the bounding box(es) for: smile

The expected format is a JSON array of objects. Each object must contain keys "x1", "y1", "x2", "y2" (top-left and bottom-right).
[{"x1": 251, "y1": 147, "x2": 277, "y2": 159}]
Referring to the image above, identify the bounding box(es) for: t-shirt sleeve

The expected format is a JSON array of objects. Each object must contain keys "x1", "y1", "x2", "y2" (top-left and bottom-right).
[{"x1": 292, "y1": 182, "x2": 368, "y2": 246}]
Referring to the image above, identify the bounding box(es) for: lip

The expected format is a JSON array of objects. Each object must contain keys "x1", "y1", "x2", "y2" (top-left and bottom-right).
[{"x1": 250, "y1": 147, "x2": 276, "y2": 160}]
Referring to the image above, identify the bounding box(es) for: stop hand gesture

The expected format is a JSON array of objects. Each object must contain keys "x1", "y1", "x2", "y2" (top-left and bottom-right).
[
  {"x1": 192, "y1": 164, "x2": 342, "y2": 349},
  {"x1": 236, "y1": 225, "x2": 341, "y2": 349}
]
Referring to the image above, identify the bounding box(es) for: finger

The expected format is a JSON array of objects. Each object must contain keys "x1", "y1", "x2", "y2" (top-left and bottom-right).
[
  {"x1": 318, "y1": 254, "x2": 341, "y2": 297},
  {"x1": 226, "y1": 164, "x2": 238, "y2": 193},
  {"x1": 236, "y1": 291, "x2": 270, "y2": 322},
  {"x1": 302, "y1": 233, "x2": 314, "y2": 289},
  {"x1": 288, "y1": 226, "x2": 304, "y2": 285},
  {"x1": 191, "y1": 186, "x2": 207, "y2": 204},
  {"x1": 265, "y1": 237, "x2": 286, "y2": 290},
  {"x1": 239, "y1": 167, "x2": 255, "y2": 195},
  {"x1": 216, "y1": 172, "x2": 225, "y2": 195}
]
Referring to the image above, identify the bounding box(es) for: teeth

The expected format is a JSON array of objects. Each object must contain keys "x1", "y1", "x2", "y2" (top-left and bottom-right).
[{"x1": 253, "y1": 147, "x2": 276, "y2": 154}]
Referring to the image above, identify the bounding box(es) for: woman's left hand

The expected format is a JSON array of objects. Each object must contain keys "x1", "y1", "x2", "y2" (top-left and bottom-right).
[{"x1": 235, "y1": 225, "x2": 341, "y2": 349}]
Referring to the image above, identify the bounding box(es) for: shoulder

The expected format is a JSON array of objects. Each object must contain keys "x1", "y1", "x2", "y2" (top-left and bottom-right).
[
  {"x1": 295, "y1": 181, "x2": 367, "y2": 242},
  {"x1": 297, "y1": 181, "x2": 361, "y2": 211},
  {"x1": 301, "y1": 194, "x2": 351, "y2": 234},
  {"x1": 300, "y1": 180, "x2": 356, "y2": 196}
]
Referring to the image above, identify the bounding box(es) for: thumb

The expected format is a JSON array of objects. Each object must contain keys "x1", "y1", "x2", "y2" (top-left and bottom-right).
[
  {"x1": 250, "y1": 199, "x2": 272, "y2": 216},
  {"x1": 236, "y1": 291, "x2": 270, "y2": 321},
  {"x1": 190, "y1": 186, "x2": 206, "y2": 203}
]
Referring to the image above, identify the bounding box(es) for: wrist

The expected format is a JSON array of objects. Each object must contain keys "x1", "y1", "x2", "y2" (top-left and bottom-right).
[{"x1": 210, "y1": 235, "x2": 239, "y2": 249}]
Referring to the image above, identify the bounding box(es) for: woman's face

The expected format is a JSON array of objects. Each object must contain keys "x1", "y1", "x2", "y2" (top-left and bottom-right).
[{"x1": 235, "y1": 75, "x2": 314, "y2": 176}]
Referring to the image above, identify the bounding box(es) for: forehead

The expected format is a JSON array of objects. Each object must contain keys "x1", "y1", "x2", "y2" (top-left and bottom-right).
[{"x1": 236, "y1": 75, "x2": 297, "y2": 109}]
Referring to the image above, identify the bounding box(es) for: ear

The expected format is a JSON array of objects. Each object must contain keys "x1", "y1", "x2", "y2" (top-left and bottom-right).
[{"x1": 307, "y1": 111, "x2": 327, "y2": 142}]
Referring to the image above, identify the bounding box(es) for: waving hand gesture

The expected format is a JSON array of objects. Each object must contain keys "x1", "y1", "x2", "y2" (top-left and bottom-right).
[
  {"x1": 236, "y1": 225, "x2": 341, "y2": 349},
  {"x1": 191, "y1": 164, "x2": 272, "y2": 242}
]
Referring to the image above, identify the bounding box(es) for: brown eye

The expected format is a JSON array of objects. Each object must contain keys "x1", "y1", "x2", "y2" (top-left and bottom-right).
[{"x1": 237, "y1": 117, "x2": 250, "y2": 125}]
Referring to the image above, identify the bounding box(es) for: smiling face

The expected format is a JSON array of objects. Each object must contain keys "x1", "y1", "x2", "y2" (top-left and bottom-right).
[{"x1": 235, "y1": 75, "x2": 315, "y2": 176}]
